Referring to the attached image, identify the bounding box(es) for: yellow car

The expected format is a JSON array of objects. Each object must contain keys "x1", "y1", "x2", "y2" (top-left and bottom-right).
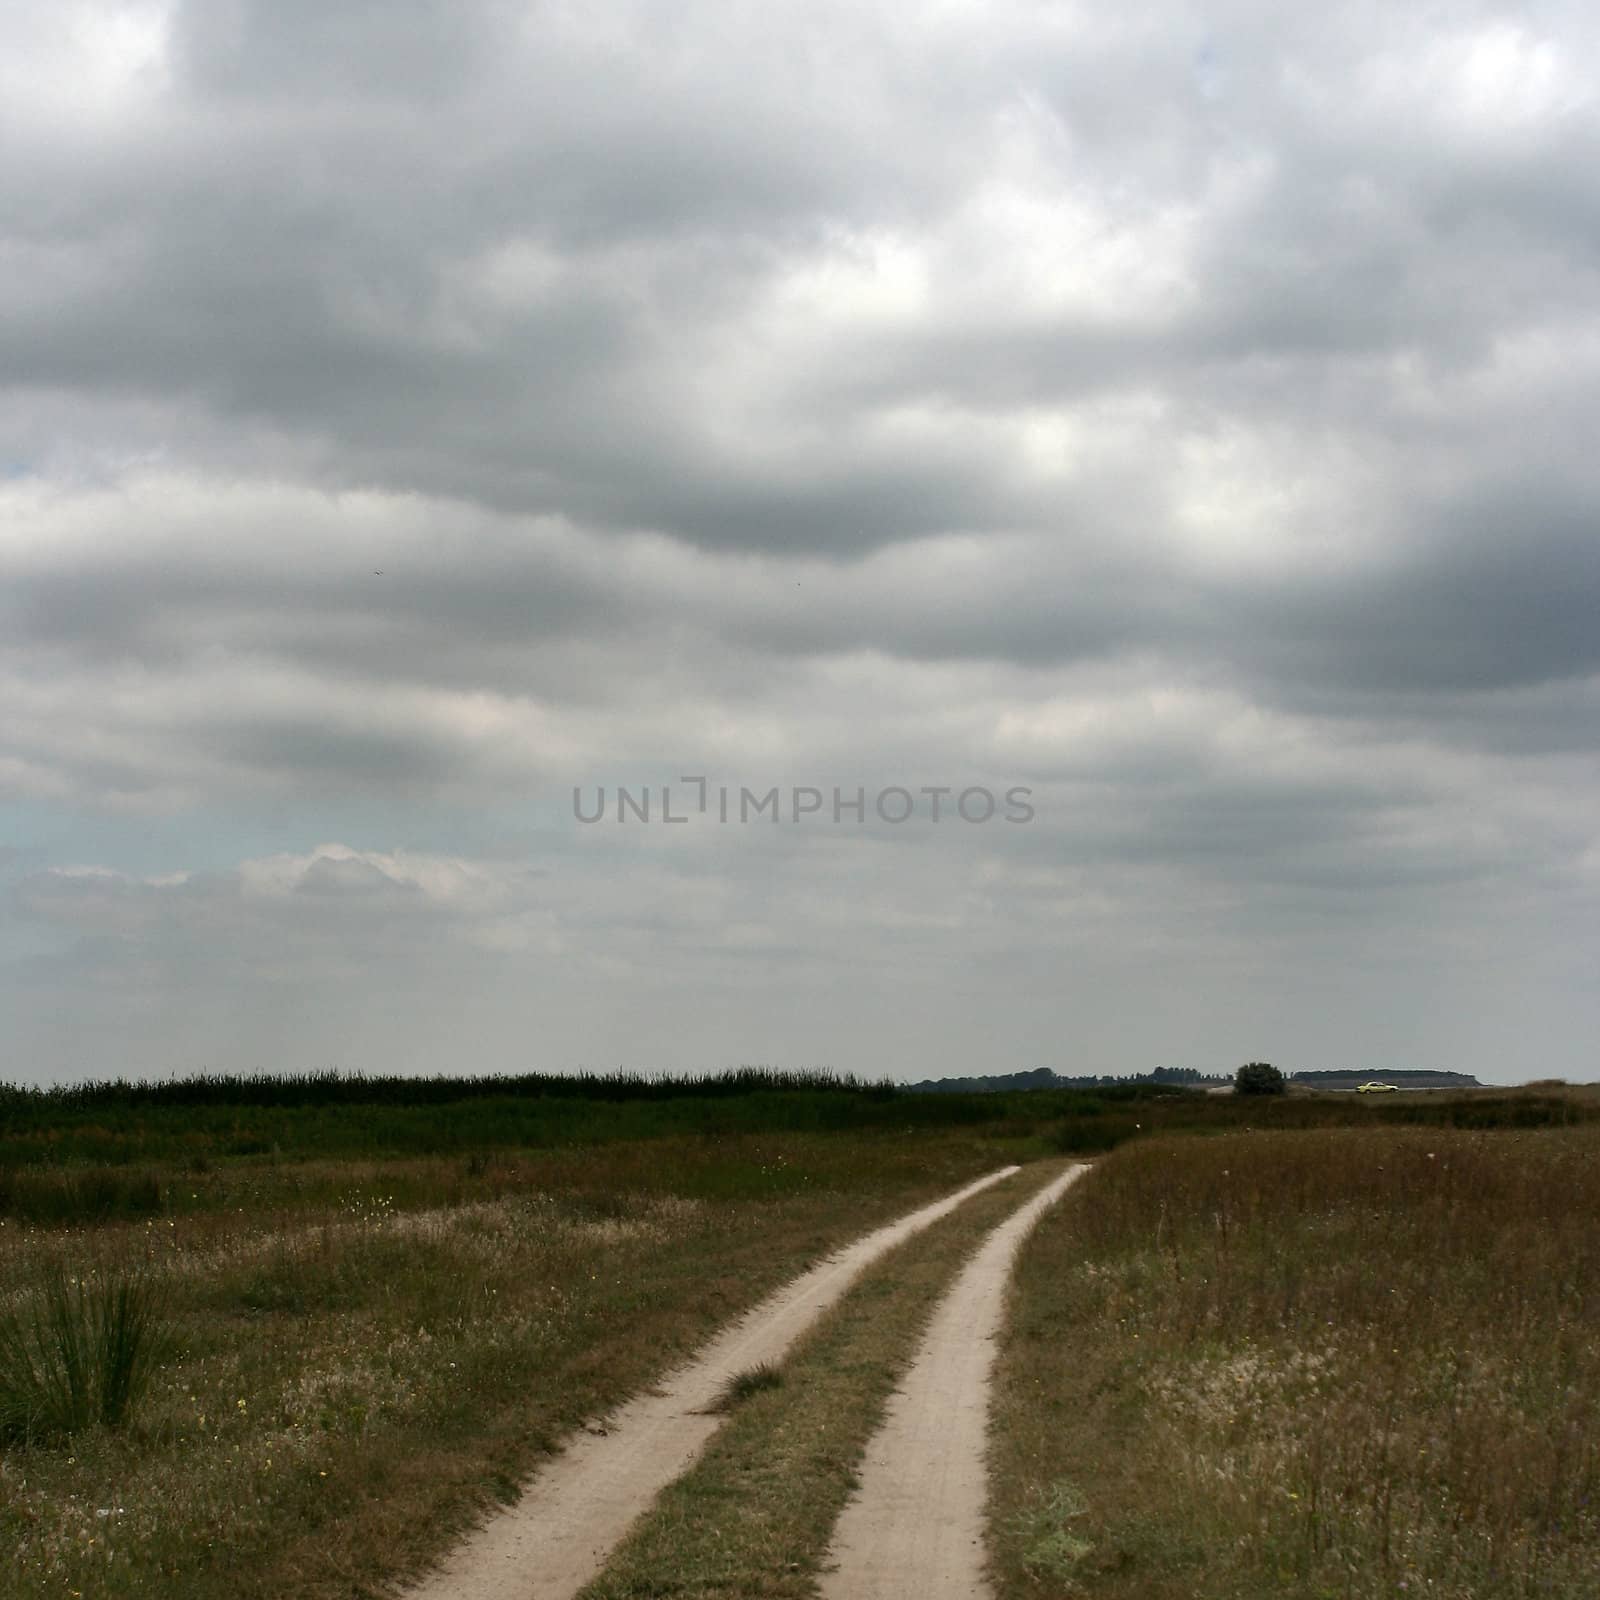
[{"x1": 1357, "y1": 1081, "x2": 1398, "y2": 1094}]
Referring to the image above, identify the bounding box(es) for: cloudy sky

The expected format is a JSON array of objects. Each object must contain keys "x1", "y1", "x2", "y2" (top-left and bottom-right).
[{"x1": 3, "y1": 0, "x2": 1597, "y2": 1086}]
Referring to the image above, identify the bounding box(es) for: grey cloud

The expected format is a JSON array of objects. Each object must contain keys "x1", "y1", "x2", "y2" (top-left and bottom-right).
[
  {"x1": 4, "y1": 1, "x2": 1589, "y2": 559},
  {"x1": 1224, "y1": 490, "x2": 1600, "y2": 697},
  {"x1": 176, "y1": 0, "x2": 499, "y2": 104},
  {"x1": 2, "y1": 0, "x2": 1599, "y2": 1082}
]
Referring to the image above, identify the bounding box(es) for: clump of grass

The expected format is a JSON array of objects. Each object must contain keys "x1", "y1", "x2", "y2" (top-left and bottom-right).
[
  {"x1": 701, "y1": 1361, "x2": 785, "y2": 1414},
  {"x1": 0, "y1": 1270, "x2": 178, "y2": 1444}
]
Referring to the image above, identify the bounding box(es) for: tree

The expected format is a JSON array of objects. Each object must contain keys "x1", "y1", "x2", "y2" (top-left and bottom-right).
[{"x1": 1235, "y1": 1061, "x2": 1286, "y2": 1096}]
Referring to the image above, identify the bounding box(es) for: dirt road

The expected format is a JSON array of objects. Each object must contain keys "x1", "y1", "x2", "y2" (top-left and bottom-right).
[
  {"x1": 403, "y1": 1165, "x2": 1019, "y2": 1600},
  {"x1": 819, "y1": 1164, "x2": 1088, "y2": 1600}
]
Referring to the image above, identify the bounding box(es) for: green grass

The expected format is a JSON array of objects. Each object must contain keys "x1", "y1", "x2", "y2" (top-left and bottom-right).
[
  {"x1": 990, "y1": 1126, "x2": 1600, "y2": 1599},
  {"x1": 5, "y1": 1071, "x2": 1596, "y2": 1597}
]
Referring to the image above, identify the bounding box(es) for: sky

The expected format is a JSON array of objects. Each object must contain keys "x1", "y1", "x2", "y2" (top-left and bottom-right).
[{"x1": 2, "y1": 0, "x2": 1597, "y2": 1087}]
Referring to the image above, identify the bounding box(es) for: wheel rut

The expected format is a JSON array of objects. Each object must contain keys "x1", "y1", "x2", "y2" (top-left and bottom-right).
[{"x1": 819, "y1": 1164, "x2": 1088, "y2": 1600}]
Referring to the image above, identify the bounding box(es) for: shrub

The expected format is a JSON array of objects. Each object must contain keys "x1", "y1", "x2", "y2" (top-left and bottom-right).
[
  {"x1": 1234, "y1": 1061, "x2": 1286, "y2": 1096},
  {"x1": 0, "y1": 1271, "x2": 178, "y2": 1444}
]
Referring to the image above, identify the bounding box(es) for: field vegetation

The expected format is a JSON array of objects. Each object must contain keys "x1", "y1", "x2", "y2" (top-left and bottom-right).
[
  {"x1": 5, "y1": 1069, "x2": 1591, "y2": 1219},
  {"x1": 0, "y1": 1069, "x2": 1052, "y2": 1600},
  {"x1": 992, "y1": 1123, "x2": 1600, "y2": 1599}
]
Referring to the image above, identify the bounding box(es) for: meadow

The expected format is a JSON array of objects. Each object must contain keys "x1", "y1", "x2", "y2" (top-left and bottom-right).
[
  {"x1": 1, "y1": 1070, "x2": 1057, "y2": 1599},
  {"x1": 992, "y1": 1120, "x2": 1600, "y2": 1599}
]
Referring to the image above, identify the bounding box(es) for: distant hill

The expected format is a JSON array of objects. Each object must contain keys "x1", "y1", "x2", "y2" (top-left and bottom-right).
[
  {"x1": 1290, "y1": 1069, "x2": 1480, "y2": 1088},
  {"x1": 902, "y1": 1067, "x2": 1227, "y2": 1094}
]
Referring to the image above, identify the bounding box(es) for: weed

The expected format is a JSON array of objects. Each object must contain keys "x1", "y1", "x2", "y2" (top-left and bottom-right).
[{"x1": 1011, "y1": 1479, "x2": 1093, "y2": 1582}]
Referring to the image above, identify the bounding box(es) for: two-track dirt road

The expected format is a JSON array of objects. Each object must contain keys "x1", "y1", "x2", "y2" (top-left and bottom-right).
[
  {"x1": 819, "y1": 1163, "x2": 1087, "y2": 1600},
  {"x1": 405, "y1": 1165, "x2": 1021, "y2": 1600}
]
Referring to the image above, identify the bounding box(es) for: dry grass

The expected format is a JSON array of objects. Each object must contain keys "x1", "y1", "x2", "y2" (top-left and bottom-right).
[
  {"x1": 0, "y1": 1129, "x2": 1017, "y2": 1599},
  {"x1": 990, "y1": 1127, "x2": 1600, "y2": 1599}
]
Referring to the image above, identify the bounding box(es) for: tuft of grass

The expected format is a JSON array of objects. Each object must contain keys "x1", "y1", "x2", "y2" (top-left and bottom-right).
[
  {"x1": 0, "y1": 1270, "x2": 178, "y2": 1444},
  {"x1": 701, "y1": 1361, "x2": 785, "y2": 1414}
]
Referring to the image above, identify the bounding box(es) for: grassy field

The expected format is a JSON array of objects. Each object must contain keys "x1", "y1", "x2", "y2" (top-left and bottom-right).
[
  {"x1": 992, "y1": 1124, "x2": 1600, "y2": 1599},
  {"x1": 0, "y1": 1113, "x2": 1034, "y2": 1600},
  {"x1": 4, "y1": 1070, "x2": 1597, "y2": 1599}
]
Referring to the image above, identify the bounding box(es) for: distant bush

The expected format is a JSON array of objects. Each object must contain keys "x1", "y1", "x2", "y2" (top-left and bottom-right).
[
  {"x1": 0, "y1": 1271, "x2": 179, "y2": 1445},
  {"x1": 3, "y1": 1070, "x2": 1593, "y2": 1180},
  {"x1": 1235, "y1": 1061, "x2": 1286, "y2": 1096}
]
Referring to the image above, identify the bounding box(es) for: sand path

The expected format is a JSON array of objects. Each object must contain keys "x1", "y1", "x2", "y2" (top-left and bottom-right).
[
  {"x1": 404, "y1": 1164, "x2": 1019, "y2": 1600},
  {"x1": 819, "y1": 1163, "x2": 1087, "y2": 1600}
]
